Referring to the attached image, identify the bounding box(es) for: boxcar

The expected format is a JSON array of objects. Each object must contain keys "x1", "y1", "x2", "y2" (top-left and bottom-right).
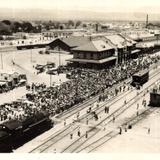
[{"x1": 131, "y1": 69, "x2": 149, "y2": 87}]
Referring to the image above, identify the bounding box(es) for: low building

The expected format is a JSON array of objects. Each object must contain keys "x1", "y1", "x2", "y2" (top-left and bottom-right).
[
  {"x1": 122, "y1": 29, "x2": 156, "y2": 42},
  {"x1": 49, "y1": 34, "x2": 138, "y2": 68},
  {"x1": 48, "y1": 36, "x2": 91, "y2": 53},
  {"x1": 42, "y1": 29, "x2": 87, "y2": 39},
  {"x1": 67, "y1": 38, "x2": 116, "y2": 69}
]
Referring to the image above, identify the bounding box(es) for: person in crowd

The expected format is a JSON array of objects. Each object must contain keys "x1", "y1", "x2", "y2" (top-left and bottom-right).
[{"x1": 1, "y1": 54, "x2": 160, "y2": 124}]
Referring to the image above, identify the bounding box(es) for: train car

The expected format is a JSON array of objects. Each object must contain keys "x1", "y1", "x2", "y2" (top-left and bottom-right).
[
  {"x1": 131, "y1": 69, "x2": 149, "y2": 88},
  {"x1": 0, "y1": 126, "x2": 12, "y2": 152},
  {"x1": 0, "y1": 111, "x2": 53, "y2": 152}
]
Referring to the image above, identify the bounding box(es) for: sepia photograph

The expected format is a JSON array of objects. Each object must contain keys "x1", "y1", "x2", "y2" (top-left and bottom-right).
[{"x1": 0, "y1": 0, "x2": 160, "y2": 158}]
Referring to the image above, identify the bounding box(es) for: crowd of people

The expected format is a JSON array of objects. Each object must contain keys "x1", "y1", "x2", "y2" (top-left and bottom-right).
[{"x1": 0, "y1": 54, "x2": 160, "y2": 123}]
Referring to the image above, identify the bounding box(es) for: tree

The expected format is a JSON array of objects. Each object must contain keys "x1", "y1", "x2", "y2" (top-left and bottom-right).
[
  {"x1": 37, "y1": 25, "x2": 42, "y2": 32},
  {"x1": 54, "y1": 22, "x2": 60, "y2": 29},
  {"x1": 2, "y1": 20, "x2": 11, "y2": 26},
  {"x1": 68, "y1": 20, "x2": 74, "y2": 28},
  {"x1": 82, "y1": 24, "x2": 87, "y2": 28},
  {"x1": 21, "y1": 22, "x2": 34, "y2": 33},
  {"x1": 75, "y1": 21, "x2": 81, "y2": 29},
  {"x1": 0, "y1": 22, "x2": 12, "y2": 35},
  {"x1": 60, "y1": 25, "x2": 64, "y2": 30},
  {"x1": 13, "y1": 21, "x2": 22, "y2": 32}
]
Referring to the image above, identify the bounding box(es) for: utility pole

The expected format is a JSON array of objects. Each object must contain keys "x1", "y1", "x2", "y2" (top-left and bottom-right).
[
  {"x1": 156, "y1": 34, "x2": 159, "y2": 45},
  {"x1": 30, "y1": 48, "x2": 33, "y2": 63},
  {"x1": 1, "y1": 52, "x2": 3, "y2": 69},
  {"x1": 50, "y1": 74, "x2": 52, "y2": 87},
  {"x1": 58, "y1": 46, "x2": 61, "y2": 67}
]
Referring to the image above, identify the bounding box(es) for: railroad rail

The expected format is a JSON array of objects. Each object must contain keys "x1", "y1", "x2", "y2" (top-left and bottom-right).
[
  {"x1": 78, "y1": 108, "x2": 156, "y2": 153},
  {"x1": 29, "y1": 64, "x2": 160, "y2": 153},
  {"x1": 60, "y1": 70, "x2": 160, "y2": 153},
  {"x1": 55, "y1": 62, "x2": 159, "y2": 121}
]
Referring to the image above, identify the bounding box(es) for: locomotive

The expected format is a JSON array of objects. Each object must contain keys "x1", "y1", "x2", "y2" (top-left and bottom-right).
[{"x1": 0, "y1": 111, "x2": 53, "y2": 152}]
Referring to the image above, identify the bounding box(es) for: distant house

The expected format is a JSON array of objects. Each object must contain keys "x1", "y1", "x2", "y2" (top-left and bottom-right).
[
  {"x1": 42, "y1": 29, "x2": 87, "y2": 39},
  {"x1": 122, "y1": 30, "x2": 156, "y2": 42}
]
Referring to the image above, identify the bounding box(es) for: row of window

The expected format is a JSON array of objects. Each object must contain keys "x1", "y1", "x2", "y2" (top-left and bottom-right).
[{"x1": 74, "y1": 51, "x2": 114, "y2": 60}]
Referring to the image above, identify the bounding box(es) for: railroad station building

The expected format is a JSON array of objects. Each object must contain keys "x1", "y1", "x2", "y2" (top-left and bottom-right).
[
  {"x1": 48, "y1": 34, "x2": 139, "y2": 68},
  {"x1": 67, "y1": 38, "x2": 116, "y2": 69},
  {"x1": 104, "y1": 34, "x2": 138, "y2": 63}
]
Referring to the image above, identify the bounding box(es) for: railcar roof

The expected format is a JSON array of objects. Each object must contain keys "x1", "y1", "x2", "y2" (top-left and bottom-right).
[
  {"x1": 3, "y1": 120, "x2": 22, "y2": 131},
  {"x1": 133, "y1": 69, "x2": 149, "y2": 77}
]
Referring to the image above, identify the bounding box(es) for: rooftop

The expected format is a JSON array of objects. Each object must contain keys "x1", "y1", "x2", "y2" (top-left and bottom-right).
[
  {"x1": 105, "y1": 34, "x2": 133, "y2": 48},
  {"x1": 72, "y1": 39, "x2": 114, "y2": 52},
  {"x1": 60, "y1": 36, "x2": 90, "y2": 48},
  {"x1": 133, "y1": 69, "x2": 149, "y2": 77}
]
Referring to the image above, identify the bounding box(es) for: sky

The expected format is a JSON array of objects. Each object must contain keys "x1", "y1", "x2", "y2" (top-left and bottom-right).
[{"x1": 0, "y1": 0, "x2": 160, "y2": 20}]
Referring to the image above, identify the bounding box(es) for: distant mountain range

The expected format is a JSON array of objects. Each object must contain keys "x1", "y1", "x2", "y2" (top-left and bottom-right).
[{"x1": 0, "y1": 8, "x2": 160, "y2": 22}]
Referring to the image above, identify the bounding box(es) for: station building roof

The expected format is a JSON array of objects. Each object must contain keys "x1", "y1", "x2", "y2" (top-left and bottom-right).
[
  {"x1": 72, "y1": 39, "x2": 114, "y2": 52},
  {"x1": 49, "y1": 34, "x2": 136, "y2": 52},
  {"x1": 133, "y1": 69, "x2": 149, "y2": 77},
  {"x1": 59, "y1": 36, "x2": 91, "y2": 48}
]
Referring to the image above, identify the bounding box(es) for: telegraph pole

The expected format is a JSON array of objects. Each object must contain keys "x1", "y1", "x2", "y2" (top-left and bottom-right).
[
  {"x1": 58, "y1": 46, "x2": 61, "y2": 66},
  {"x1": 50, "y1": 74, "x2": 52, "y2": 87},
  {"x1": 1, "y1": 52, "x2": 3, "y2": 69},
  {"x1": 30, "y1": 48, "x2": 33, "y2": 63}
]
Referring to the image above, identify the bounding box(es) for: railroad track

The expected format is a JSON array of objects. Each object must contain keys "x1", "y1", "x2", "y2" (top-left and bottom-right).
[
  {"x1": 29, "y1": 124, "x2": 79, "y2": 153},
  {"x1": 55, "y1": 78, "x2": 131, "y2": 120},
  {"x1": 61, "y1": 105, "x2": 156, "y2": 153},
  {"x1": 29, "y1": 85, "x2": 132, "y2": 153},
  {"x1": 60, "y1": 71, "x2": 160, "y2": 153},
  {"x1": 55, "y1": 62, "x2": 160, "y2": 121},
  {"x1": 79, "y1": 108, "x2": 156, "y2": 153},
  {"x1": 79, "y1": 66, "x2": 160, "y2": 122},
  {"x1": 29, "y1": 65, "x2": 160, "y2": 153}
]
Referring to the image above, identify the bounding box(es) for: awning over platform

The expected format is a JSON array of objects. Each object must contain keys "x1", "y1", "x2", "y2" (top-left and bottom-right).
[
  {"x1": 67, "y1": 56, "x2": 117, "y2": 64},
  {"x1": 131, "y1": 49, "x2": 141, "y2": 54}
]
